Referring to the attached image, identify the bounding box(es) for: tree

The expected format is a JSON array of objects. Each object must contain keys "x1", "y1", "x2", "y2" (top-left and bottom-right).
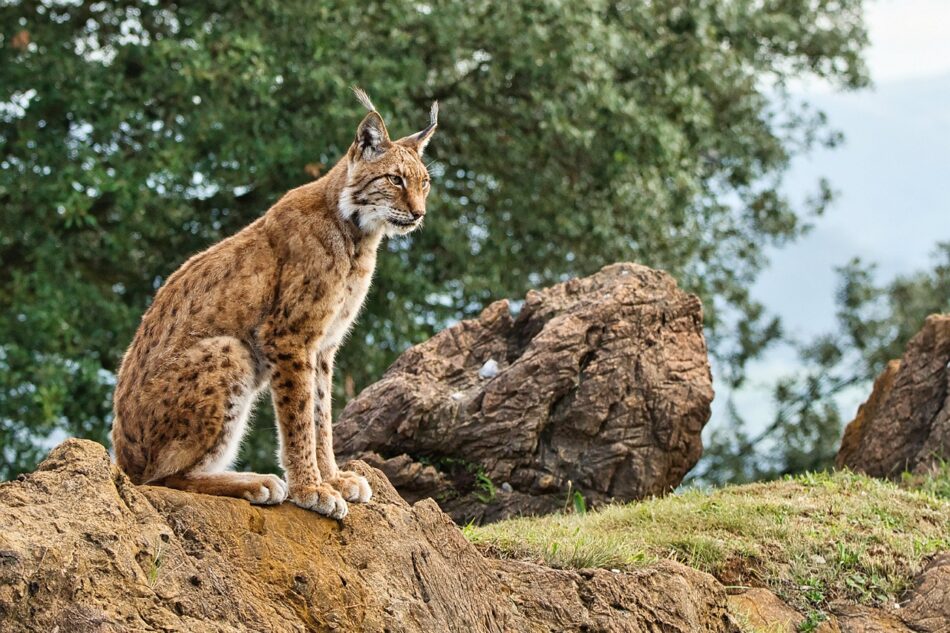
[
  {"x1": 0, "y1": 1, "x2": 869, "y2": 478},
  {"x1": 696, "y1": 243, "x2": 950, "y2": 485}
]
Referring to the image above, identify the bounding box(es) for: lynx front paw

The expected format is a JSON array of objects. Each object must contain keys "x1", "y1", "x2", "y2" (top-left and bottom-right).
[
  {"x1": 290, "y1": 483, "x2": 348, "y2": 520},
  {"x1": 327, "y1": 472, "x2": 372, "y2": 503},
  {"x1": 243, "y1": 474, "x2": 289, "y2": 505}
]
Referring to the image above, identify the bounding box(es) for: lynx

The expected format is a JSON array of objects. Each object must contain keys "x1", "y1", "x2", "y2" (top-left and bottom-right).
[{"x1": 111, "y1": 89, "x2": 437, "y2": 519}]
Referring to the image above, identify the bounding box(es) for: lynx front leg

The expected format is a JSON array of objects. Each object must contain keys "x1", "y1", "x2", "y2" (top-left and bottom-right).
[
  {"x1": 314, "y1": 347, "x2": 372, "y2": 503},
  {"x1": 270, "y1": 347, "x2": 348, "y2": 519}
]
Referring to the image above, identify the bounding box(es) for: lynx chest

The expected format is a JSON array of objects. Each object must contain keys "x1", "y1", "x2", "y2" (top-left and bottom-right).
[{"x1": 318, "y1": 239, "x2": 380, "y2": 352}]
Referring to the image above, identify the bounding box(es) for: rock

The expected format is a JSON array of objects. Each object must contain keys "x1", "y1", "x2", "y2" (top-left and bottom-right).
[
  {"x1": 726, "y1": 588, "x2": 938, "y2": 633},
  {"x1": 902, "y1": 553, "x2": 950, "y2": 632},
  {"x1": 335, "y1": 263, "x2": 713, "y2": 523},
  {"x1": 727, "y1": 588, "x2": 840, "y2": 632},
  {"x1": 836, "y1": 314, "x2": 950, "y2": 477},
  {"x1": 0, "y1": 439, "x2": 737, "y2": 632},
  {"x1": 727, "y1": 588, "x2": 802, "y2": 631},
  {"x1": 497, "y1": 559, "x2": 736, "y2": 632},
  {"x1": 477, "y1": 358, "x2": 499, "y2": 379},
  {"x1": 831, "y1": 604, "x2": 913, "y2": 632}
]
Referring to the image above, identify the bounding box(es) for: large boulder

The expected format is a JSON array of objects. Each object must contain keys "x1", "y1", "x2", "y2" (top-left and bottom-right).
[
  {"x1": 836, "y1": 314, "x2": 950, "y2": 477},
  {"x1": 0, "y1": 439, "x2": 737, "y2": 632},
  {"x1": 335, "y1": 263, "x2": 713, "y2": 524}
]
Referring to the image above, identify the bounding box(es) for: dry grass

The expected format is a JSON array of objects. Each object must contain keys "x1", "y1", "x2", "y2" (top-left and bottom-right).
[{"x1": 465, "y1": 470, "x2": 950, "y2": 613}]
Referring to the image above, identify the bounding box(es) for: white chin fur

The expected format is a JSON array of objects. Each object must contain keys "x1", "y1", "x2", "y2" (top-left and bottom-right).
[
  {"x1": 339, "y1": 186, "x2": 418, "y2": 237},
  {"x1": 384, "y1": 220, "x2": 419, "y2": 237}
]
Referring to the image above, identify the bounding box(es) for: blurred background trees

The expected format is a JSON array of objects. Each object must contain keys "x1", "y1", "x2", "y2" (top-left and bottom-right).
[
  {"x1": 696, "y1": 243, "x2": 950, "y2": 484},
  {"x1": 0, "y1": 0, "x2": 913, "y2": 479}
]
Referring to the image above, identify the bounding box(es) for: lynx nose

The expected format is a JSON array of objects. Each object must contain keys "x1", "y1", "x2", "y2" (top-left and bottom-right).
[{"x1": 410, "y1": 209, "x2": 425, "y2": 221}]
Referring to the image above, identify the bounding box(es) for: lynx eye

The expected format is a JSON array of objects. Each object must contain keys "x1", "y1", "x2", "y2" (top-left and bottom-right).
[
  {"x1": 387, "y1": 174, "x2": 403, "y2": 187},
  {"x1": 422, "y1": 178, "x2": 430, "y2": 190}
]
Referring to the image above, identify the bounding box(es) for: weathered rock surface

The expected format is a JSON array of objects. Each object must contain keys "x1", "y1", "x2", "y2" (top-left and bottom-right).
[
  {"x1": 728, "y1": 588, "x2": 840, "y2": 632},
  {"x1": 0, "y1": 439, "x2": 737, "y2": 632},
  {"x1": 830, "y1": 604, "x2": 912, "y2": 632},
  {"x1": 335, "y1": 263, "x2": 713, "y2": 523},
  {"x1": 836, "y1": 314, "x2": 950, "y2": 477},
  {"x1": 726, "y1": 588, "x2": 948, "y2": 633},
  {"x1": 902, "y1": 553, "x2": 950, "y2": 633}
]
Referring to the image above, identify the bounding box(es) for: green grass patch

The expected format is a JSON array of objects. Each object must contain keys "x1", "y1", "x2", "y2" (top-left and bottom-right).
[
  {"x1": 902, "y1": 459, "x2": 950, "y2": 500},
  {"x1": 466, "y1": 470, "x2": 950, "y2": 612}
]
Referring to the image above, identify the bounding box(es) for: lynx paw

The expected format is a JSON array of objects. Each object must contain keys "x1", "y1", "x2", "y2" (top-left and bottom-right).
[
  {"x1": 290, "y1": 483, "x2": 348, "y2": 520},
  {"x1": 243, "y1": 474, "x2": 288, "y2": 505},
  {"x1": 327, "y1": 472, "x2": 372, "y2": 503}
]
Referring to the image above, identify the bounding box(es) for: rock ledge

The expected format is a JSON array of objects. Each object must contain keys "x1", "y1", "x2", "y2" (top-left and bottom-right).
[{"x1": 0, "y1": 440, "x2": 734, "y2": 632}]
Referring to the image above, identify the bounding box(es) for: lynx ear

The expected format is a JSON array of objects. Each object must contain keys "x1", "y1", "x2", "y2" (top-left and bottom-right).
[
  {"x1": 354, "y1": 111, "x2": 390, "y2": 161},
  {"x1": 399, "y1": 101, "x2": 439, "y2": 156},
  {"x1": 351, "y1": 87, "x2": 390, "y2": 161}
]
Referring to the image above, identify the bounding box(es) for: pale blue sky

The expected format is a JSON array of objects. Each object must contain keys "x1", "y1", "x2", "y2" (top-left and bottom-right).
[{"x1": 712, "y1": 0, "x2": 950, "y2": 432}]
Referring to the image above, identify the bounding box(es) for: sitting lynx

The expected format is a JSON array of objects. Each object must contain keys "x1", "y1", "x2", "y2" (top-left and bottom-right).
[{"x1": 111, "y1": 89, "x2": 437, "y2": 519}]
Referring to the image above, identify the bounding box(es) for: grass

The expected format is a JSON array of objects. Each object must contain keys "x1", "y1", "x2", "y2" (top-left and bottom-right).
[
  {"x1": 901, "y1": 459, "x2": 950, "y2": 500},
  {"x1": 465, "y1": 470, "x2": 950, "y2": 613},
  {"x1": 142, "y1": 539, "x2": 184, "y2": 591},
  {"x1": 416, "y1": 455, "x2": 498, "y2": 504},
  {"x1": 145, "y1": 541, "x2": 165, "y2": 588}
]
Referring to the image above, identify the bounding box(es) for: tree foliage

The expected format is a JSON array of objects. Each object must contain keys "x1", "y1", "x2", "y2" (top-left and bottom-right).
[
  {"x1": 0, "y1": 0, "x2": 869, "y2": 477},
  {"x1": 696, "y1": 244, "x2": 950, "y2": 485}
]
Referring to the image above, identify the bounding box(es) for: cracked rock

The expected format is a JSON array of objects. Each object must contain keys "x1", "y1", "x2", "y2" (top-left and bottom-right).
[
  {"x1": 837, "y1": 314, "x2": 950, "y2": 478},
  {"x1": 0, "y1": 439, "x2": 737, "y2": 633},
  {"x1": 335, "y1": 263, "x2": 714, "y2": 524}
]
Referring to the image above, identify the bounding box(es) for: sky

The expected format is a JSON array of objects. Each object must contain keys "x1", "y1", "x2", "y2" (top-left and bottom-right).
[{"x1": 712, "y1": 0, "x2": 950, "y2": 433}]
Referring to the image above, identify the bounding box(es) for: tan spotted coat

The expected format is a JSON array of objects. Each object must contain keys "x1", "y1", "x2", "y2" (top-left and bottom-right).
[{"x1": 111, "y1": 90, "x2": 437, "y2": 519}]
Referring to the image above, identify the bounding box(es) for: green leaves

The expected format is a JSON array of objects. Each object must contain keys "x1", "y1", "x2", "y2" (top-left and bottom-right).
[
  {"x1": 696, "y1": 243, "x2": 950, "y2": 486},
  {"x1": 0, "y1": 0, "x2": 870, "y2": 478}
]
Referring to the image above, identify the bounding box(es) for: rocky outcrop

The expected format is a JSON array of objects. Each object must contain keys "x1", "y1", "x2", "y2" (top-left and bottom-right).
[
  {"x1": 829, "y1": 604, "x2": 912, "y2": 632},
  {"x1": 902, "y1": 553, "x2": 950, "y2": 633},
  {"x1": 727, "y1": 589, "x2": 839, "y2": 632},
  {"x1": 836, "y1": 314, "x2": 950, "y2": 477},
  {"x1": 0, "y1": 439, "x2": 737, "y2": 632},
  {"x1": 335, "y1": 263, "x2": 713, "y2": 524},
  {"x1": 727, "y1": 586, "x2": 950, "y2": 633}
]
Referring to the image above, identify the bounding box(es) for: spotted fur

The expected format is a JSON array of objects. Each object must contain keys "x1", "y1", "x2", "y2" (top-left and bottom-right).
[{"x1": 111, "y1": 89, "x2": 437, "y2": 519}]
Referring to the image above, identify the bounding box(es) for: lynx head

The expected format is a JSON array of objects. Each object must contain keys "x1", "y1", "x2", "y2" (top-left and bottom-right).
[{"x1": 340, "y1": 87, "x2": 438, "y2": 237}]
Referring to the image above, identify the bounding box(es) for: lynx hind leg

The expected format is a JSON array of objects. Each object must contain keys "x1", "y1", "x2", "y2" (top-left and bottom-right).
[
  {"x1": 178, "y1": 336, "x2": 260, "y2": 475},
  {"x1": 327, "y1": 472, "x2": 372, "y2": 503},
  {"x1": 160, "y1": 472, "x2": 288, "y2": 505},
  {"x1": 149, "y1": 338, "x2": 289, "y2": 505},
  {"x1": 142, "y1": 336, "x2": 259, "y2": 485}
]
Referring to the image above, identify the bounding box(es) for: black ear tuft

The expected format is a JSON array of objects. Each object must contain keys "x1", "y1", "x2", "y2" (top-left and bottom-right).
[
  {"x1": 355, "y1": 112, "x2": 390, "y2": 161},
  {"x1": 401, "y1": 101, "x2": 438, "y2": 155}
]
